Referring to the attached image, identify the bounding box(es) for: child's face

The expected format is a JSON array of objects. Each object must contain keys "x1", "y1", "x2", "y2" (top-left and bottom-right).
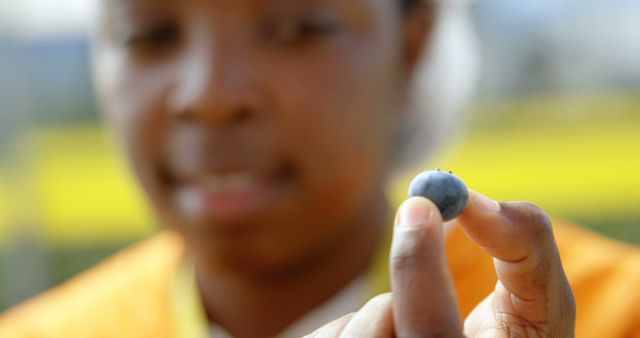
[{"x1": 93, "y1": 0, "x2": 417, "y2": 272}]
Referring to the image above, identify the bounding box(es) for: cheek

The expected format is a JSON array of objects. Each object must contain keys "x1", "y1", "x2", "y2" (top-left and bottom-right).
[
  {"x1": 95, "y1": 53, "x2": 174, "y2": 210},
  {"x1": 246, "y1": 45, "x2": 403, "y2": 270},
  {"x1": 264, "y1": 41, "x2": 403, "y2": 217}
]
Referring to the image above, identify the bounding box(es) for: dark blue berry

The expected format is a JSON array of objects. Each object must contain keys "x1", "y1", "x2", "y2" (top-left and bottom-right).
[{"x1": 408, "y1": 169, "x2": 469, "y2": 221}]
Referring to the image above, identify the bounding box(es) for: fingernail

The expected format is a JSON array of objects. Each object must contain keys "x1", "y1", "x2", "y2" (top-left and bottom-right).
[
  {"x1": 471, "y1": 190, "x2": 501, "y2": 213},
  {"x1": 397, "y1": 198, "x2": 432, "y2": 229}
]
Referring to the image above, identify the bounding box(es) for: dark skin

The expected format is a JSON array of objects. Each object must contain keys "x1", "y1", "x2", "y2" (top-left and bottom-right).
[
  {"x1": 309, "y1": 193, "x2": 576, "y2": 337},
  {"x1": 93, "y1": 0, "x2": 575, "y2": 337}
]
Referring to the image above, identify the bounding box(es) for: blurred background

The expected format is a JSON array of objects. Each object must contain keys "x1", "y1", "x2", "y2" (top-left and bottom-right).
[{"x1": 0, "y1": 0, "x2": 638, "y2": 311}]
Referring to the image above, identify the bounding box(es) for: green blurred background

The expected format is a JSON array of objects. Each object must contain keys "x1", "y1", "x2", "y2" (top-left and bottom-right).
[{"x1": 1, "y1": 0, "x2": 639, "y2": 311}]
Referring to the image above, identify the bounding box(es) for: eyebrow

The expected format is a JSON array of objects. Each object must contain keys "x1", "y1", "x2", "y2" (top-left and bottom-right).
[
  {"x1": 102, "y1": 0, "x2": 171, "y2": 7},
  {"x1": 104, "y1": 0, "x2": 154, "y2": 3},
  {"x1": 100, "y1": 0, "x2": 175, "y2": 17}
]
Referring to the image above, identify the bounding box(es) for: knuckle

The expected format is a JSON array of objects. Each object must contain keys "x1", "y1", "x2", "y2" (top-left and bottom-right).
[
  {"x1": 505, "y1": 201, "x2": 553, "y2": 244},
  {"x1": 390, "y1": 249, "x2": 436, "y2": 272},
  {"x1": 522, "y1": 202, "x2": 551, "y2": 226},
  {"x1": 391, "y1": 226, "x2": 441, "y2": 271}
]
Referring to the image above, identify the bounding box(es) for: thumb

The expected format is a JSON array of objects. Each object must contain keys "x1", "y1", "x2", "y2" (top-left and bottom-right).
[{"x1": 390, "y1": 197, "x2": 463, "y2": 337}]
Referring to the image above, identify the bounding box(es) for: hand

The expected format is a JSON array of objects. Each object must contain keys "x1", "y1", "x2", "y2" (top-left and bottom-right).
[{"x1": 305, "y1": 191, "x2": 576, "y2": 337}]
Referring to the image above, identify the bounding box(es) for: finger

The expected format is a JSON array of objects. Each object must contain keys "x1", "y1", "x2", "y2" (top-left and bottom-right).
[
  {"x1": 457, "y1": 190, "x2": 573, "y2": 305},
  {"x1": 340, "y1": 293, "x2": 394, "y2": 337},
  {"x1": 390, "y1": 197, "x2": 463, "y2": 338},
  {"x1": 303, "y1": 313, "x2": 354, "y2": 338}
]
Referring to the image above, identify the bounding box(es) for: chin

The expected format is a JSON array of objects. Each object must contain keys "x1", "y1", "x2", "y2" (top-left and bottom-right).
[{"x1": 194, "y1": 240, "x2": 301, "y2": 280}]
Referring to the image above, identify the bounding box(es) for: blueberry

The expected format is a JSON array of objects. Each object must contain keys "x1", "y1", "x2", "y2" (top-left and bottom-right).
[{"x1": 408, "y1": 169, "x2": 469, "y2": 222}]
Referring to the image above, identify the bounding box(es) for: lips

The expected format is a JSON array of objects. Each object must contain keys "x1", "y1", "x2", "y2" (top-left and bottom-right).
[
  {"x1": 168, "y1": 161, "x2": 293, "y2": 225},
  {"x1": 161, "y1": 123, "x2": 291, "y2": 225},
  {"x1": 199, "y1": 171, "x2": 262, "y2": 193}
]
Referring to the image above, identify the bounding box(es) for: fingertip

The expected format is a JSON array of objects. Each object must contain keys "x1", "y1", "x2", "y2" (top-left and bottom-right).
[
  {"x1": 391, "y1": 197, "x2": 445, "y2": 272},
  {"x1": 470, "y1": 190, "x2": 501, "y2": 213},
  {"x1": 459, "y1": 190, "x2": 501, "y2": 222},
  {"x1": 396, "y1": 196, "x2": 443, "y2": 230},
  {"x1": 455, "y1": 190, "x2": 507, "y2": 250}
]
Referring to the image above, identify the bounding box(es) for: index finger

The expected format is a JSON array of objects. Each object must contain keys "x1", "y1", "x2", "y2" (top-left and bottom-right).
[{"x1": 457, "y1": 190, "x2": 572, "y2": 303}]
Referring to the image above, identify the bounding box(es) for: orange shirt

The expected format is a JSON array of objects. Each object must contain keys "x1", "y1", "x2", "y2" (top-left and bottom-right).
[{"x1": 1, "y1": 221, "x2": 639, "y2": 337}]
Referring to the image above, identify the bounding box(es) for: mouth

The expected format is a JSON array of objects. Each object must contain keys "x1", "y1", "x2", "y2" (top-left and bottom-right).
[{"x1": 169, "y1": 162, "x2": 295, "y2": 226}]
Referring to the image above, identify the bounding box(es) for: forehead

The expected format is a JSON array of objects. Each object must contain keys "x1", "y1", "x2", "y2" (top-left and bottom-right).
[
  {"x1": 97, "y1": 0, "x2": 397, "y2": 35},
  {"x1": 101, "y1": 0, "x2": 344, "y2": 8},
  {"x1": 99, "y1": 0, "x2": 393, "y2": 13}
]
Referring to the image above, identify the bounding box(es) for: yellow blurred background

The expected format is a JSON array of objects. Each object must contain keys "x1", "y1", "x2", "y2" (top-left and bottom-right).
[
  {"x1": 1, "y1": 0, "x2": 639, "y2": 312},
  {"x1": 2, "y1": 94, "x2": 639, "y2": 247}
]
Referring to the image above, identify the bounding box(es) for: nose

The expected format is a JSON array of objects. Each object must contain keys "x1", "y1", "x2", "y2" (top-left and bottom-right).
[{"x1": 169, "y1": 35, "x2": 263, "y2": 127}]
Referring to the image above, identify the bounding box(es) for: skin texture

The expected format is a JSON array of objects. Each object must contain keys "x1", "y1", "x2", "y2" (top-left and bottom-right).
[
  {"x1": 308, "y1": 192, "x2": 576, "y2": 338},
  {"x1": 92, "y1": 0, "x2": 575, "y2": 336},
  {"x1": 94, "y1": 0, "x2": 407, "y2": 274},
  {"x1": 93, "y1": 0, "x2": 423, "y2": 335}
]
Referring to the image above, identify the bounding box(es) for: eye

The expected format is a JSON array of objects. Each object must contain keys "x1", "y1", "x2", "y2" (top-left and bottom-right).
[
  {"x1": 263, "y1": 17, "x2": 339, "y2": 46},
  {"x1": 117, "y1": 21, "x2": 181, "y2": 58}
]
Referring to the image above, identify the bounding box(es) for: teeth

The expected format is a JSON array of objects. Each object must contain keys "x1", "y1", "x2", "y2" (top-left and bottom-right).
[
  {"x1": 176, "y1": 186, "x2": 204, "y2": 219},
  {"x1": 201, "y1": 173, "x2": 258, "y2": 192}
]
